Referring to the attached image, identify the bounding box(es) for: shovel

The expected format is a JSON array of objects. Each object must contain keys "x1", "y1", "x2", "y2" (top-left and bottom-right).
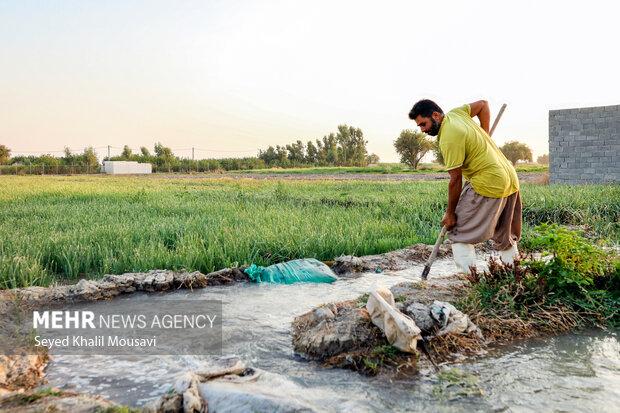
[{"x1": 420, "y1": 103, "x2": 507, "y2": 280}]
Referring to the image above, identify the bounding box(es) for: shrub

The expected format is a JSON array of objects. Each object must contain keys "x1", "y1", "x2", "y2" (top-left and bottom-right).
[{"x1": 463, "y1": 224, "x2": 619, "y2": 329}]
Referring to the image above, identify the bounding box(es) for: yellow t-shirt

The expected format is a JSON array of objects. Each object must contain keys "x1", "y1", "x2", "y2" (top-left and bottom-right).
[{"x1": 438, "y1": 104, "x2": 519, "y2": 198}]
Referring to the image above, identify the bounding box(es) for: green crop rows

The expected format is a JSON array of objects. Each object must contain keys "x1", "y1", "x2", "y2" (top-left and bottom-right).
[{"x1": 0, "y1": 176, "x2": 617, "y2": 289}]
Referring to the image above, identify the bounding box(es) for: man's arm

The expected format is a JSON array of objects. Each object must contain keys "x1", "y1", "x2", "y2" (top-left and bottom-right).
[
  {"x1": 441, "y1": 167, "x2": 462, "y2": 230},
  {"x1": 468, "y1": 100, "x2": 491, "y2": 134}
]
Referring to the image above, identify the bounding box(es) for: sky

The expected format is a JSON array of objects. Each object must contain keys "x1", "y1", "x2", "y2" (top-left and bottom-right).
[{"x1": 1, "y1": 0, "x2": 618, "y2": 162}]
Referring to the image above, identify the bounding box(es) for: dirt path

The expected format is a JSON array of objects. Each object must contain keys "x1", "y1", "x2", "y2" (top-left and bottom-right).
[{"x1": 150, "y1": 172, "x2": 545, "y2": 183}]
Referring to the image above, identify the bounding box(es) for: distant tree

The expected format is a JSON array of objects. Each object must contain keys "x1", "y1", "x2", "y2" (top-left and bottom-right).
[
  {"x1": 322, "y1": 133, "x2": 338, "y2": 165},
  {"x1": 306, "y1": 141, "x2": 318, "y2": 164},
  {"x1": 537, "y1": 153, "x2": 549, "y2": 165},
  {"x1": 63, "y1": 147, "x2": 77, "y2": 165},
  {"x1": 258, "y1": 146, "x2": 278, "y2": 166},
  {"x1": 500, "y1": 141, "x2": 533, "y2": 165},
  {"x1": 121, "y1": 145, "x2": 132, "y2": 159},
  {"x1": 432, "y1": 141, "x2": 444, "y2": 165},
  {"x1": 154, "y1": 142, "x2": 173, "y2": 159},
  {"x1": 0, "y1": 145, "x2": 10, "y2": 165},
  {"x1": 275, "y1": 145, "x2": 289, "y2": 167},
  {"x1": 140, "y1": 146, "x2": 150, "y2": 157},
  {"x1": 394, "y1": 129, "x2": 434, "y2": 170},
  {"x1": 349, "y1": 126, "x2": 368, "y2": 166},
  {"x1": 315, "y1": 139, "x2": 326, "y2": 165},
  {"x1": 154, "y1": 142, "x2": 175, "y2": 172},
  {"x1": 366, "y1": 153, "x2": 380, "y2": 165},
  {"x1": 286, "y1": 140, "x2": 305, "y2": 165},
  {"x1": 10, "y1": 155, "x2": 29, "y2": 164},
  {"x1": 39, "y1": 154, "x2": 61, "y2": 166},
  {"x1": 336, "y1": 125, "x2": 367, "y2": 166},
  {"x1": 82, "y1": 147, "x2": 99, "y2": 166}
]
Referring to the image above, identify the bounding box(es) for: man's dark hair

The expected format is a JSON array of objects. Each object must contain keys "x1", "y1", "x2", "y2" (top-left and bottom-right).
[{"x1": 408, "y1": 99, "x2": 444, "y2": 120}]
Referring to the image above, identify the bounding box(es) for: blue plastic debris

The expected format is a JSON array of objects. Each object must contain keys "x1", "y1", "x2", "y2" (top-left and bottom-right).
[{"x1": 244, "y1": 258, "x2": 338, "y2": 284}]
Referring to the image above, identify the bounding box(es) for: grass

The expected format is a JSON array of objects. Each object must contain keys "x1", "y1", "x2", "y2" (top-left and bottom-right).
[
  {"x1": 18, "y1": 387, "x2": 63, "y2": 404},
  {"x1": 0, "y1": 176, "x2": 617, "y2": 289}
]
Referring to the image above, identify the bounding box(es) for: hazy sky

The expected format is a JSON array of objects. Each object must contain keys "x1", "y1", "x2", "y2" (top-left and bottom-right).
[{"x1": 1, "y1": 0, "x2": 618, "y2": 162}]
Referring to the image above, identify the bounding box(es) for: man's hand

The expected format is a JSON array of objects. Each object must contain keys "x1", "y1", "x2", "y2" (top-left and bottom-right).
[{"x1": 442, "y1": 211, "x2": 457, "y2": 230}]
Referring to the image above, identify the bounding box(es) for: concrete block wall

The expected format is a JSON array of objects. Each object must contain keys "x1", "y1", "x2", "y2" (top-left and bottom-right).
[{"x1": 549, "y1": 104, "x2": 619, "y2": 184}]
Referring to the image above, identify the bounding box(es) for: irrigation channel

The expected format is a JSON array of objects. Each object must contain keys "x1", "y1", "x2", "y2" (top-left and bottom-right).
[{"x1": 46, "y1": 258, "x2": 619, "y2": 412}]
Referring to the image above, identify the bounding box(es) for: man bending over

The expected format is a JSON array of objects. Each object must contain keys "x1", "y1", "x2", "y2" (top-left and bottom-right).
[{"x1": 409, "y1": 99, "x2": 521, "y2": 274}]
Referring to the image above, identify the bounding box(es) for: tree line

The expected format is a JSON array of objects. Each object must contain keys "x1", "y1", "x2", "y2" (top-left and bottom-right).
[
  {"x1": 0, "y1": 124, "x2": 379, "y2": 173},
  {"x1": 258, "y1": 125, "x2": 378, "y2": 167},
  {"x1": 0, "y1": 145, "x2": 99, "y2": 167}
]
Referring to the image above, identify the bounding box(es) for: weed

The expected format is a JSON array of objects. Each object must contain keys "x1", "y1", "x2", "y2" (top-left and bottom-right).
[
  {"x1": 362, "y1": 357, "x2": 378, "y2": 374},
  {"x1": 18, "y1": 388, "x2": 63, "y2": 404}
]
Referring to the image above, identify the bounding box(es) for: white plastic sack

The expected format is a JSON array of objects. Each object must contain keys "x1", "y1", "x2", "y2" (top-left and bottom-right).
[
  {"x1": 365, "y1": 282, "x2": 421, "y2": 353},
  {"x1": 430, "y1": 300, "x2": 481, "y2": 337}
]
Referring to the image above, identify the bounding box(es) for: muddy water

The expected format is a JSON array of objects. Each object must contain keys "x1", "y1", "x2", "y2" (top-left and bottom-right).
[{"x1": 46, "y1": 258, "x2": 620, "y2": 412}]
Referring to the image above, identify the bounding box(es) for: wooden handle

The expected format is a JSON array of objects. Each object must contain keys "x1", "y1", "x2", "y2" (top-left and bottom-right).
[
  {"x1": 489, "y1": 103, "x2": 507, "y2": 137},
  {"x1": 427, "y1": 225, "x2": 447, "y2": 264}
]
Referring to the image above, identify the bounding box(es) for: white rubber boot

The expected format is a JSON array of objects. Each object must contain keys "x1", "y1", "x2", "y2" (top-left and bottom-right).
[
  {"x1": 499, "y1": 244, "x2": 519, "y2": 266},
  {"x1": 452, "y1": 243, "x2": 476, "y2": 275}
]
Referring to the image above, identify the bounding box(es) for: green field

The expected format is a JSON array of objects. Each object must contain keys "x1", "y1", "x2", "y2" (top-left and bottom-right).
[{"x1": 0, "y1": 176, "x2": 617, "y2": 289}]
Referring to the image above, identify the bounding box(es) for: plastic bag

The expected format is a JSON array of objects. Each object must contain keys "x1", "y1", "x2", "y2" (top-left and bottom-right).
[
  {"x1": 430, "y1": 300, "x2": 481, "y2": 337},
  {"x1": 244, "y1": 258, "x2": 338, "y2": 284},
  {"x1": 366, "y1": 282, "x2": 421, "y2": 353}
]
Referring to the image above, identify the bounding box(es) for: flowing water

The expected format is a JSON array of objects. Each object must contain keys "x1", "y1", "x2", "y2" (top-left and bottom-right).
[{"x1": 46, "y1": 258, "x2": 620, "y2": 412}]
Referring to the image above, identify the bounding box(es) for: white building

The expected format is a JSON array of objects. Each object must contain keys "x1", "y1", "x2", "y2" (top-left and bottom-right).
[{"x1": 103, "y1": 161, "x2": 152, "y2": 175}]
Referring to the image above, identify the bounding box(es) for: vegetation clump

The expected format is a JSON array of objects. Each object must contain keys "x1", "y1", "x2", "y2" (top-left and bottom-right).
[
  {"x1": 18, "y1": 388, "x2": 63, "y2": 404},
  {"x1": 460, "y1": 224, "x2": 619, "y2": 338},
  {"x1": 433, "y1": 368, "x2": 483, "y2": 400}
]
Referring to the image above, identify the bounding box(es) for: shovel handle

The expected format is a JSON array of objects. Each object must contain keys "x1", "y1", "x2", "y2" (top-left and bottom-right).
[
  {"x1": 489, "y1": 103, "x2": 507, "y2": 137},
  {"x1": 427, "y1": 225, "x2": 447, "y2": 265}
]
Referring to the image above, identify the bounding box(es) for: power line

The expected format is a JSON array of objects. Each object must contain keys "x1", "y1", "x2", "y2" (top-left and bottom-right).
[{"x1": 10, "y1": 146, "x2": 257, "y2": 154}]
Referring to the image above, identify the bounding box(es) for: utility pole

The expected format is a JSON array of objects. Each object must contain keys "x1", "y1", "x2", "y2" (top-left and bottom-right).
[{"x1": 108, "y1": 145, "x2": 110, "y2": 159}]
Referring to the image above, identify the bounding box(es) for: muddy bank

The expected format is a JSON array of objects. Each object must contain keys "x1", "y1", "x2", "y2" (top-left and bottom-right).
[
  {"x1": 0, "y1": 267, "x2": 250, "y2": 306},
  {"x1": 331, "y1": 243, "x2": 452, "y2": 274}
]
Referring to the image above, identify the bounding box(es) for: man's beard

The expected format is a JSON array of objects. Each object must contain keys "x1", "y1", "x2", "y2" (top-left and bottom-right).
[{"x1": 426, "y1": 118, "x2": 442, "y2": 136}]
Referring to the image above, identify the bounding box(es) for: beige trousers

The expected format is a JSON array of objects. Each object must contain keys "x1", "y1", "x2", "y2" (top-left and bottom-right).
[{"x1": 447, "y1": 182, "x2": 522, "y2": 251}]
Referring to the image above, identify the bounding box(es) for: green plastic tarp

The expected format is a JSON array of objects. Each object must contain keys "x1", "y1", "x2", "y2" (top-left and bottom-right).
[{"x1": 244, "y1": 258, "x2": 338, "y2": 284}]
